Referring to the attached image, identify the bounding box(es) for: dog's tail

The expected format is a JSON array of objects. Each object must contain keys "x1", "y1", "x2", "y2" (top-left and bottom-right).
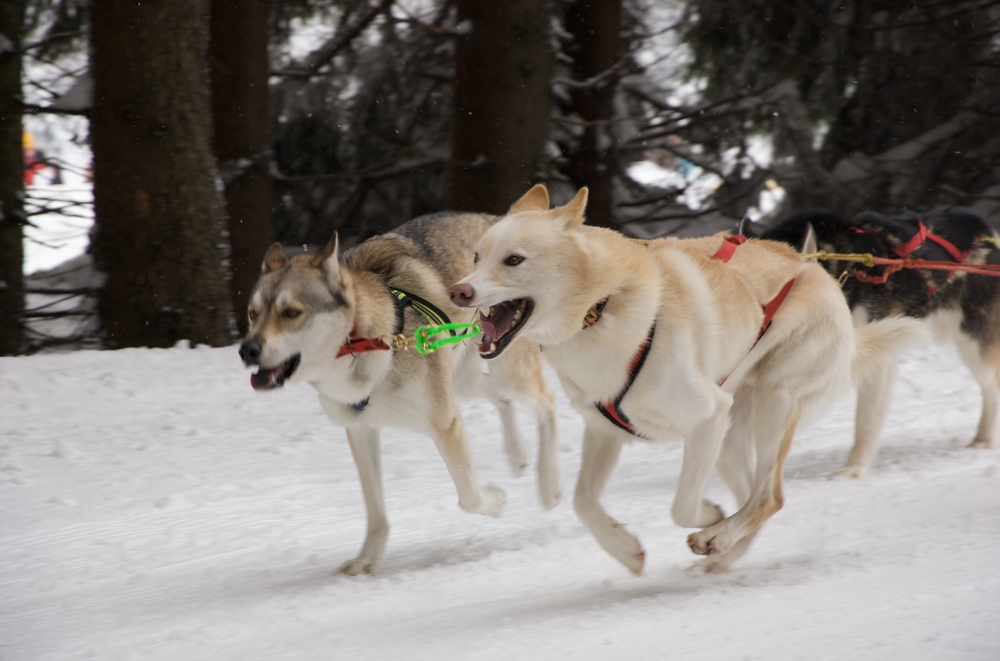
[{"x1": 852, "y1": 316, "x2": 928, "y2": 386}]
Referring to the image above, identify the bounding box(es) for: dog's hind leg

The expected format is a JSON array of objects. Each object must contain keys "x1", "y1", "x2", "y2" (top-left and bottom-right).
[
  {"x1": 688, "y1": 388, "x2": 800, "y2": 557},
  {"x1": 432, "y1": 409, "x2": 506, "y2": 518},
  {"x1": 957, "y1": 334, "x2": 999, "y2": 449},
  {"x1": 573, "y1": 425, "x2": 644, "y2": 575},
  {"x1": 492, "y1": 343, "x2": 562, "y2": 509},
  {"x1": 835, "y1": 360, "x2": 897, "y2": 478},
  {"x1": 339, "y1": 426, "x2": 389, "y2": 575}
]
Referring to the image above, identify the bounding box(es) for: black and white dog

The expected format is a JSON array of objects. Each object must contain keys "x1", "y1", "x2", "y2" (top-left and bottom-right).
[{"x1": 756, "y1": 208, "x2": 1000, "y2": 476}]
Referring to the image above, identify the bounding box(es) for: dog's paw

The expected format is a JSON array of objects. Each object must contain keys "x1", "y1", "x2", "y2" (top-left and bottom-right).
[
  {"x1": 540, "y1": 487, "x2": 562, "y2": 511},
  {"x1": 687, "y1": 528, "x2": 733, "y2": 557},
  {"x1": 505, "y1": 445, "x2": 529, "y2": 479},
  {"x1": 539, "y1": 471, "x2": 562, "y2": 511},
  {"x1": 830, "y1": 464, "x2": 867, "y2": 479},
  {"x1": 968, "y1": 437, "x2": 994, "y2": 450},
  {"x1": 479, "y1": 482, "x2": 507, "y2": 518},
  {"x1": 603, "y1": 523, "x2": 645, "y2": 576},
  {"x1": 701, "y1": 500, "x2": 725, "y2": 527},
  {"x1": 338, "y1": 556, "x2": 378, "y2": 576}
]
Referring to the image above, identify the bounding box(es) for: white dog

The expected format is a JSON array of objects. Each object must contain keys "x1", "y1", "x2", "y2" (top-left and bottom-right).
[{"x1": 449, "y1": 185, "x2": 924, "y2": 574}]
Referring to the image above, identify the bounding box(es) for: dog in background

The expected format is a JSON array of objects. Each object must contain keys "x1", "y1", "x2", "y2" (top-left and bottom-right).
[
  {"x1": 239, "y1": 211, "x2": 561, "y2": 575},
  {"x1": 757, "y1": 207, "x2": 999, "y2": 477},
  {"x1": 450, "y1": 185, "x2": 923, "y2": 574}
]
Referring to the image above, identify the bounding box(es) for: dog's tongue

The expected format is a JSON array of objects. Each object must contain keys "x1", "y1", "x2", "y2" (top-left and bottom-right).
[
  {"x1": 250, "y1": 367, "x2": 279, "y2": 390},
  {"x1": 478, "y1": 309, "x2": 514, "y2": 342}
]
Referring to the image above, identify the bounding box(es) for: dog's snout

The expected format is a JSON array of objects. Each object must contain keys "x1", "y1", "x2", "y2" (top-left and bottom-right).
[
  {"x1": 239, "y1": 340, "x2": 262, "y2": 366},
  {"x1": 449, "y1": 283, "x2": 475, "y2": 307}
]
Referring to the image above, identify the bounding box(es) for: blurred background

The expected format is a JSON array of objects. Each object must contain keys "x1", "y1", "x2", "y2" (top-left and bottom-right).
[{"x1": 1, "y1": 0, "x2": 998, "y2": 354}]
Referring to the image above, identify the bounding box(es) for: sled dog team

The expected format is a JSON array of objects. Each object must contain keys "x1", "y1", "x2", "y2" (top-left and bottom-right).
[{"x1": 239, "y1": 184, "x2": 998, "y2": 576}]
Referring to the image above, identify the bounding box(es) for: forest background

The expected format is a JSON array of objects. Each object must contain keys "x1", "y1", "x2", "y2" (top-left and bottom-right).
[{"x1": 1, "y1": 0, "x2": 998, "y2": 353}]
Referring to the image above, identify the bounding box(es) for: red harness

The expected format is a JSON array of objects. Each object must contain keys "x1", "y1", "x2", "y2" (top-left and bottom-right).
[
  {"x1": 857, "y1": 219, "x2": 977, "y2": 295},
  {"x1": 714, "y1": 235, "x2": 796, "y2": 386},
  {"x1": 892, "y1": 220, "x2": 972, "y2": 262},
  {"x1": 595, "y1": 234, "x2": 796, "y2": 437}
]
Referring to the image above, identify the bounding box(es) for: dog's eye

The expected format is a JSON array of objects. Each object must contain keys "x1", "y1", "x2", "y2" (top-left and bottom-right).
[
  {"x1": 504, "y1": 254, "x2": 524, "y2": 266},
  {"x1": 248, "y1": 308, "x2": 258, "y2": 322},
  {"x1": 473, "y1": 252, "x2": 479, "y2": 264},
  {"x1": 282, "y1": 308, "x2": 302, "y2": 320}
]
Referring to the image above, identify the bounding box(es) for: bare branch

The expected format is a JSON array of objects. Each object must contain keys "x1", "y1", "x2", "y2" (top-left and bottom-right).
[{"x1": 273, "y1": 0, "x2": 393, "y2": 79}]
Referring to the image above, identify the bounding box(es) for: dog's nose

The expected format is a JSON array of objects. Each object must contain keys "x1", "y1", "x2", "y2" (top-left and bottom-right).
[
  {"x1": 449, "y1": 283, "x2": 475, "y2": 307},
  {"x1": 239, "y1": 340, "x2": 262, "y2": 366}
]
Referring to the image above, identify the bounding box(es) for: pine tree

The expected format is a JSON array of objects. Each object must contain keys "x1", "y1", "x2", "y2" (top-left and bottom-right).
[{"x1": 90, "y1": 0, "x2": 232, "y2": 348}]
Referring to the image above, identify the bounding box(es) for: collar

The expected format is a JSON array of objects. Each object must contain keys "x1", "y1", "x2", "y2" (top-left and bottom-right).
[
  {"x1": 583, "y1": 297, "x2": 609, "y2": 328},
  {"x1": 336, "y1": 291, "x2": 406, "y2": 359}
]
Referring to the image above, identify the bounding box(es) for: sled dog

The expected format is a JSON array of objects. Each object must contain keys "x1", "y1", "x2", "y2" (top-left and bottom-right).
[
  {"x1": 449, "y1": 185, "x2": 923, "y2": 574},
  {"x1": 239, "y1": 211, "x2": 561, "y2": 575},
  {"x1": 758, "y1": 208, "x2": 1000, "y2": 477}
]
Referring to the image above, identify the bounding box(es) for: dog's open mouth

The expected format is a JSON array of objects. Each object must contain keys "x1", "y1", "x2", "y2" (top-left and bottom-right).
[
  {"x1": 478, "y1": 299, "x2": 533, "y2": 359},
  {"x1": 250, "y1": 354, "x2": 301, "y2": 391}
]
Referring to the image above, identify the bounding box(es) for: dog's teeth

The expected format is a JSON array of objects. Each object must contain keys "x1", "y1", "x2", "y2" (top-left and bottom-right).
[{"x1": 513, "y1": 308, "x2": 522, "y2": 321}]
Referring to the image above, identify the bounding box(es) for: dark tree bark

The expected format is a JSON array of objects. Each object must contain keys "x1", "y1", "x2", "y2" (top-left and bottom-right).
[
  {"x1": 91, "y1": 0, "x2": 232, "y2": 348},
  {"x1": 210, "y1": 0, "x2": 273, "y2": 334},
  {"x1": 451, "y1": 0, "x2": 553, "y2": 214},
  {"x1": 0, "y1": 0, "x2": 25, "y2": 354},
  {"x1": 561, "y1": 0, "x2": 621, "y2": 228}
]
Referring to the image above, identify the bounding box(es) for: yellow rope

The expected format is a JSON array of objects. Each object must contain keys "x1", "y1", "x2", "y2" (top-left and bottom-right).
[
  {"x1": 981, "y1": 235, "x2": 1000, "y2": 248},
  {"x1": 801, "y1": 250, "x2": 875, "y2": 268}
]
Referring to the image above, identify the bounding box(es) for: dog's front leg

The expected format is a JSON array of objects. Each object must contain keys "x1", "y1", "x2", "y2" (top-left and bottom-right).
[
  {"x1": 671, "y1": 412, "x2": 729, "y2": 529},
  {"x1": 696, "y1": 388, "x2": 758, "y2": 573},
  {"x1": 573, "y1": 425, "x2": 644, "y2": 575},
  {"x1": 339, "y1": 426, "x2": 389, "y2": 575},
  {"x1": 431, "y1": 412, "x2": 506, "y2": 517},
  {"x1": 836, "y1": 360, "x2": 896, "y2": 478}
]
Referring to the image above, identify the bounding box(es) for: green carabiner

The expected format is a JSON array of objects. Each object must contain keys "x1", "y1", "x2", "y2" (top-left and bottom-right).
[{"x1": 415, "y1": 322, "x2": 481, "y2": 355}]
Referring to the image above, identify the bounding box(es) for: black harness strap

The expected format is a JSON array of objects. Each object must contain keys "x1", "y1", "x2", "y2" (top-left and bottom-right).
[
  {"x1": 349, "y1": 289, "x2": 409, "y2": 412},
  {"x1": 594, "y1": 323, "x2": 656, "y2": 439}
]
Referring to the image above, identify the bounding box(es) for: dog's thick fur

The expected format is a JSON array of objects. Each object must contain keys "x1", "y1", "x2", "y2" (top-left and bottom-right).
[
  {"x1": 239, "y1": 211, "x2": 561, "y2": 575},
  {"x1": 758, "y1": 208, "x2": 1000, "y2": 477},
  {"x1": 450, "y1": 185, "x2": 924, "y2": 574}
]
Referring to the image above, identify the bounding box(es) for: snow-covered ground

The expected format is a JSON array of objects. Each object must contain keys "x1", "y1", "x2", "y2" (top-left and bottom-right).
[{"x1": 1, "y1": 342, "x2": 998, "y2": 660}]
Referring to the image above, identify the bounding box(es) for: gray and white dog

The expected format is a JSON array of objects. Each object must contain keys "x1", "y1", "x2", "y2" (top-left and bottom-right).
[{"x1": 239, "y1": 211, "x2": 561, "y2": 575}]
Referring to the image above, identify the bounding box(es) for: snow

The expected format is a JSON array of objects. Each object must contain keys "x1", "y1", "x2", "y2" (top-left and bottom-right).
[
  {"x1": 24, "y1": 183, "x2": 94, "y2": 275},
  {"x1": 1, "y1": 342, "x2": 998, "y2": 660}
]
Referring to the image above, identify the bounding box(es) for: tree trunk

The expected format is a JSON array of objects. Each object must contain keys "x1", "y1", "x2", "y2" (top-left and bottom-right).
[
  {"x1": 561, "y1": 0, "x2": 621, "y2": 228},
  {"x1": 210, "y1": 0, "x2": 273, "y2": 335},
  {"x1": 451, "y1": 0, "x2": 553, "y2": 214},
  {"x1": 0, "y1": 0, "x2": 24, "y2": 355},
  {"x1": 91, "y1": 0, "x2": 232, "y2": 348}
]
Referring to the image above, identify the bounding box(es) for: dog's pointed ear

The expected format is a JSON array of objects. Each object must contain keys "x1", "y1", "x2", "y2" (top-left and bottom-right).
[
  {"x1": 311, "y1": 233, "x2": 339, "y2": 269},
  {"x1": 508, "y1": 184, "x2": 550, "y2": 215},
  {"x1": 313, "y1": 233, "x2": 345, "y2": 287},
  {"x1": 559, "y1": 187, "x2": 589, "y2": 228},
  {"x1": 800, "y1": 223, "x2": 818, "y2": 258},
  {"x1": 262, "y1": 242, "x2": 288, "y2": 272}
]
